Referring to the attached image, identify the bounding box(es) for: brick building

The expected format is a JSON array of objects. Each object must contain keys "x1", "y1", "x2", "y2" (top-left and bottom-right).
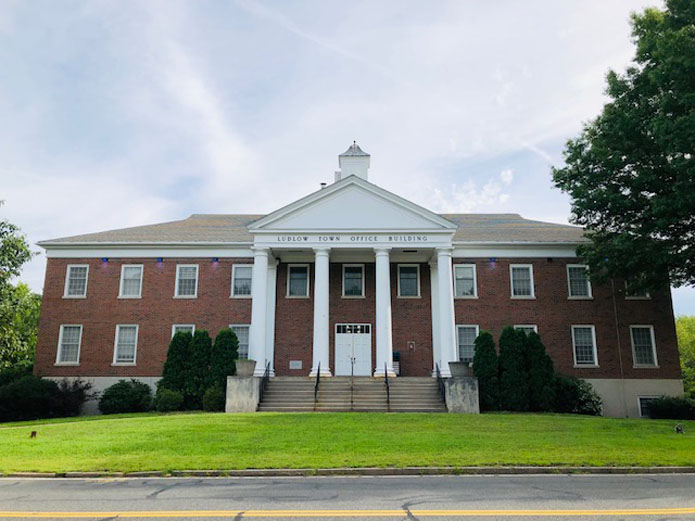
[{"x1": 35, "y1": 144, "x2": 683, "y2": 417}]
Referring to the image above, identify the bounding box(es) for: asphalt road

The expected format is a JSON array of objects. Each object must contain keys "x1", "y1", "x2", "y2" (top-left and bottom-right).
[{"x1": 1, "y1": 474, "x2": 695, "y2": 520}]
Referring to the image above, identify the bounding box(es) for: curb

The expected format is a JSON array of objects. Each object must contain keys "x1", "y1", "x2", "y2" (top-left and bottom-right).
[{"x1": 4, "y1": 466, "x2": 695, "y2": 478}]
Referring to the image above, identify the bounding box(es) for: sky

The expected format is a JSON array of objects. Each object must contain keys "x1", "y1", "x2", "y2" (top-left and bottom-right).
[{"x1": 1, "y1": 0, "x2": 693, "y2": 315}]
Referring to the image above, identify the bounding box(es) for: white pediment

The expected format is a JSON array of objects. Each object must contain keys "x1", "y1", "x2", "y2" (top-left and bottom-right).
[{"x1": 250, "y1": 176, "x2": 456, "y2": 232}]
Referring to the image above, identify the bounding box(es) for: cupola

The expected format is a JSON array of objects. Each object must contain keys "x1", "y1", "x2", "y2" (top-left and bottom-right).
[{"x1": 335, "y1": 141, "x2": 370, "y2": 182}]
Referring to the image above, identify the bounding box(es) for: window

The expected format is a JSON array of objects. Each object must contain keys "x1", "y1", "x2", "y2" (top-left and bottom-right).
[
  {"x1": 64, "y1": 265, "x2": 89, "y2": 298},
  {"x1": 230, "y1": 325, "x2": 250, "y2": 359},
  {"x1": 171, "y1": 324, "x2": 195, "y2": 337},
  {"x1": 514, "y1": 325, "x2": 538, "y2": 335},
  {"x1": 231, "y1": 265, "x2": 252, "y2": 297},
  {"x1": 567, "y1": 265, "x2": 592, "y2": 298},
  {"x1": 631, "y1": 325, "x2": 658, "y2": 367},
  {"x1": 287, "y1": 264, "x2": 309, "y2": 297},
  {"x1": 175, "y1": 265, "x2": 198, "y2": 298},
  {"x1": 56, "y1": 325, "x2": 82, "y2": 364},
  {"x1": 457, "y1": 325, "x2": 479, "y2": 363},
  {"x1": 119, "y1": 265, "x2": 143, "y2": 298},
  {"x1": 510, "y1": 264, "x2": 534, "y2": 298},
  {"x1": 398, "y1": 265, "x2": 420, "y2": 297},
  {"x1": 454, "y1": 264, "x2": 477, "y2": 298},
  {"x1": 342, "y1": 264, "x2": 365, "y2": 297},
  {"x1": 625, "y1": 280, "x2": 650, "y2": 299},
  {"x1": 113, "y1": 325, "x2": 138, "y2": 365},
  {"x1": 572, "y1": 325, "x2": 598, "y2": 366},
  {"x1": 638, "y1": 397, "x2": 658, "y2": 418}
]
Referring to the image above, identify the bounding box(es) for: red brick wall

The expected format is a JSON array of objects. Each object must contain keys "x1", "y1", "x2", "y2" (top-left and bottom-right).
[
  {"x1": 35, "y1": 256, "x2": 681, "y2": 381},
  {"x1": 35, "y1": 258, "x2": 252, "y2": 377},
  {"x1": 452, "y1": 258, "x2": 681, "y2": 380}
]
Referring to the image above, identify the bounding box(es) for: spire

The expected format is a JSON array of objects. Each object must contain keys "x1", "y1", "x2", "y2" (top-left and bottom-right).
[{"x1": 336, "y1": 141, "x2": 370, "y2": 182}]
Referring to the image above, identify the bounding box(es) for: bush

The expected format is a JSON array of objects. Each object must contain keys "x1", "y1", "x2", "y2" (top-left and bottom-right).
[
  {"x1": 498, "y1": 327, "x2": 530, "y2": 411},
  {"x1": 98, "y1": 379, "x2": 152, "y2": 414},
  {"x1": 155, "y1": 387, "x2": 184, "y2": 412},
  {"x1": 0, "y1": 375, "x2": 60, "y2": 422},
  {"x1": 525, "y1": 332, "x2": 556, "y2": 412},
  {"x1": 56, "y1": 378, "x2": 96, "y2": 417},
  {"x1": 188, "y1": 330, "x2": 214, "y2": 409},
  {"x1": 210, "y1": 328, "x2": 238, "y2": 389},
  {"x1": 472, "y1": 331, "x2": 499, "y2": 411},
  {"x1": 158, "y1": 331, "x2": 194, "y2": 399},
  {"x1": 553, "y1": 375, "x2": 602, "y2": 416},
  {"x1": 647, "y1": 395, "x2": 695, "y2": 420},
  {"x1": 202, "y1": 385, "x2": 226, "y2": 412},
  {"x1": 0, "y1": 366, "x2": 32, "y2": 387}
]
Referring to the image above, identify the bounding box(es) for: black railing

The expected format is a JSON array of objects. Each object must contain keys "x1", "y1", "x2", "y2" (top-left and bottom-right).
[
  {"x1": 259, "y1": 361, "x2": 271, "y2": 403},
  {"x1": 350, "y1": 357, "x2": 355, "y2": 411},
  {"x1": 384, "y1": 362, "x2": 391, "y2": 412},
  {"x1": 435, "y1": 363, "x2": 446, "y2": 402},
  {"x1": 314, "y1": 362, "x2": 321, "y2": 411}
]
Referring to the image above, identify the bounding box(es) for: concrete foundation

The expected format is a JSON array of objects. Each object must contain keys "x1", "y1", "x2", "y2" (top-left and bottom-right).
[
  {"x1": 584, "y1": 378, "x2": 684, "y2": 418},
  {"x1": 225, "y1": 376, "x2": 262, "y2": 413},
  {"x1": 444, "y1": 376, "x2": 480, "y2": 413},
  {"x1": 46, "y1": 376, "x2": 160, "y2": 415}
]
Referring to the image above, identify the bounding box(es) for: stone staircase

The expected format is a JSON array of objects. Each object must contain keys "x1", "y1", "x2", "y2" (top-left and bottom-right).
[{"x1": 257, "y1": 376, "x2": 447, "y2": 412}]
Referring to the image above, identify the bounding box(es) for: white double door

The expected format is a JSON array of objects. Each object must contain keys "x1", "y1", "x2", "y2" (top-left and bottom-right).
[{"x1": 335, "y1": 323, "x2": 372, "y2": 376}]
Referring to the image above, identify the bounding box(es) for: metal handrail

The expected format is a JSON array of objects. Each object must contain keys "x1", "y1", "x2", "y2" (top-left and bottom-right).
[
  {"x1": 350, "y1": 357, "x2": 354, "y2": 411},
  {"x1": 259, "y1": 361, "x2": 271, "y2": 403},
  {"x1": 384, "y1": 362, "x2": 390, "y2": 412},
  {"x1": 314, "y1": 362, "x2": 321, "y2": 411},
  {"x1": 435, "y1": 363, "x2": 446, "y2": 402}
]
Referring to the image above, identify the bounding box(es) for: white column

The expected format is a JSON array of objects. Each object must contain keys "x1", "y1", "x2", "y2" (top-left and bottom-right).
[
  {"x1": 374, "y1": 247, "x2": 396, "y2": 377},
  {"x1": 249, "y1": 247, "x2": 269, "y2": 376},
  {"x1": 429, "y1": 259, "x2": 441, "y2": 377},
  {"x1": 265, "y1": 258, "x2": 278, "y2": 377},
  {"x1": 437, "y1": 247, "x2": 457, "y2": 377},
  {"x1": 310, "y1": 247, "x2": 332, "y2": 377}
]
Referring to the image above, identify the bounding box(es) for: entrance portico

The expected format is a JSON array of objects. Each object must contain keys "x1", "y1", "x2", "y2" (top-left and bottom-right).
[{"x1": 246, "y1": 173, "x2": 460, "y2": 378}]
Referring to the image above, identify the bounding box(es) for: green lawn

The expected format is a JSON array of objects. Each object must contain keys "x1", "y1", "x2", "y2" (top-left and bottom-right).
[{"x1": 1, "y1": 412, "x2": 693, "y2": 473}]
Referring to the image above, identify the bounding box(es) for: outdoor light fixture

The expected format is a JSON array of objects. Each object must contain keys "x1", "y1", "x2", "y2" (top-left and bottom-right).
[
  {"x1": 489, "y1": 257, "x2": 497, "y2": 263},
  {"x1": 157, "y1": 257, "x2": 163, "y2": 263},
  {"x1": 212, "y1": 257, "x2": 219, "y2": 262},
  {"x1": 101, "y1": 257, "x2": 109, "y2": 262}
]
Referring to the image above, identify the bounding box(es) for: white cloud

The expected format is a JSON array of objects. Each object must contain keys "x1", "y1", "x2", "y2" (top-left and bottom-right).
[{"x1": 500, "y1": 169, "x2": 514, "y2": 186}]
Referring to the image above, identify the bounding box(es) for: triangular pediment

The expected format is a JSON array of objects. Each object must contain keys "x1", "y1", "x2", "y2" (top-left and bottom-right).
[{"x1": 249, "y1": 176, "x2": 456, "y2": 232}]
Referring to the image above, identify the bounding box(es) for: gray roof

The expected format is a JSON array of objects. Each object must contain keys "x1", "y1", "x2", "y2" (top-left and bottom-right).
[
  {"x1": 40, "y1": 213, "x2": 586, "y2": 246},
  {"x1": 339, "y1": 142, "x2": 370, "y2": 157}
]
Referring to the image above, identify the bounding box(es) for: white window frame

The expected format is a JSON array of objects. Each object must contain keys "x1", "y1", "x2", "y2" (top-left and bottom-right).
[
  {"x1": 118, "y1": 264, "x2": 144, "y2": 299},
  {"x1": 571, "y1": 325, "x2": 599, "y2": 367},
  {"x1": 514, "y1": 324, "x2": 538, "y2": 334},
  {"x1": 510, "y1": 264, "x2": 535, "y2": 299},
  {"x1": 630, "y1": 325, "x2": 659, "y2": 368},
  {"x1": 171, "y1": 324, "x2": 195, "y2": 338},
  {"x1": 453, "y1": 263, "x2": 478, "y2": 299},
  {"x1": 286, "y1": 264, "x2": 310, "y2": 298},
  {"x1": 229, "y1": 324, "x2": 250, "y2": 360},
  {"x1": 341, "y1": 264, "x2": 365, "y2": 298},
  {"x1": 112, "y1": 324, "x2": 139, "y2": 366},
  {"x1": 63, "y1": 264, "x2": 89, "y2": 298},
  {"x1": 230, "y1": 264, "x2": 253, "y2": 298},
  {"x1": 174, "y1": 264, "x2": 199, "y2": 298},
  {"x1": 456, "y1": 324, "x2": 480, "y2": 364},
  {"x1": 55, "y1": 324, "x2": 83, "y2": 365},
  {"x1": 625, "y1": 281, "x2": 651, "y2": 300},
  {"x1": 397, "y1": 264, "x2": 421, "y2": 298},
  {"x1": 637, "y1": 396, "x2": 659, "y2": 418},
  {"x1": 566, "y1": 264, "x2": 592, "y2": 299}
]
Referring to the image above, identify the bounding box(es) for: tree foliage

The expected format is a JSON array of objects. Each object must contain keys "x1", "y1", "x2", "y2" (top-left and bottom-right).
[
  {"x1": 472, "y1": 331, "x2": 499, "y2": 411},
  {"x1": 0, "y1": 208, "x2": 37, "y2": 370},
  {"x1": 552, "y1": 0, "x2": 695, "y2": 292},
  {"x1": 498, "y1": 327, "x2": 530, "y2": 411},
  {"x1": 676, "y1": 316, "x2": 695, "y2": 398},
  {"x1": 524, "y1": 332, "x2": 556, "y2": 412},
  {"x1": 209, "y1": 328, "x2": 238, "y2": 390},
  {"x1": 189, "y1": 330, "x2": 213, "y2": 409},
  {"x1": 158, "y1": 331, "x2": 194, "y2": 407}
]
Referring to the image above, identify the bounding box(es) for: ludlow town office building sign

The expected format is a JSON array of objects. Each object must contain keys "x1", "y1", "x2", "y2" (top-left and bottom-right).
[{"x1": 34, "y1": 142, "x2": 685, "y2": 418}]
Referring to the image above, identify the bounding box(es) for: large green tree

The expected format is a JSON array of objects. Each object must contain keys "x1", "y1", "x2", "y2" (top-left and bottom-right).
[
  {"x1": 552, "y1": 0, "x2": 695, "y2": 292},
  {"x1": 0, "y1": 208, "x2": 36, "y2": 370},
  {"x1": 676, "y1": 316, "x2": 695, "y2": 397}
]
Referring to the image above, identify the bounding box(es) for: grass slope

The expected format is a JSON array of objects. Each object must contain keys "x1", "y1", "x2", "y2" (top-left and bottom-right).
[{"x1": 1, "y1": 412, "x2": 693, "y2": 473}]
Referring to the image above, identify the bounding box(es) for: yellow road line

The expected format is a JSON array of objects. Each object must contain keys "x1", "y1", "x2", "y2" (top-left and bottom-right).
[{"x1": 2, "y1": 508, "x2": 695, "y2": 518}]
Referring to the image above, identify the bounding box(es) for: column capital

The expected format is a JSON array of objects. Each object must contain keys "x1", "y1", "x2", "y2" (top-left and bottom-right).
[
  {"x1": 251, "y1": 246, "x2": 270, "y2": 255},
  {"x1": 374, "y1": 246, "x2": 392, "y2": 256},
  {"x1": 435, "y1": 247, "x2": 454, "y2": 257},
  {"x1": 313, "y1": 247, "x2": 331, "y2": 256}
]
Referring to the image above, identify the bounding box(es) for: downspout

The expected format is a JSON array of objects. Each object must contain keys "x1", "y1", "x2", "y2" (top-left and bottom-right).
[{"x1": 611, "y1": 279, "x2": 628, "y2": 417}]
